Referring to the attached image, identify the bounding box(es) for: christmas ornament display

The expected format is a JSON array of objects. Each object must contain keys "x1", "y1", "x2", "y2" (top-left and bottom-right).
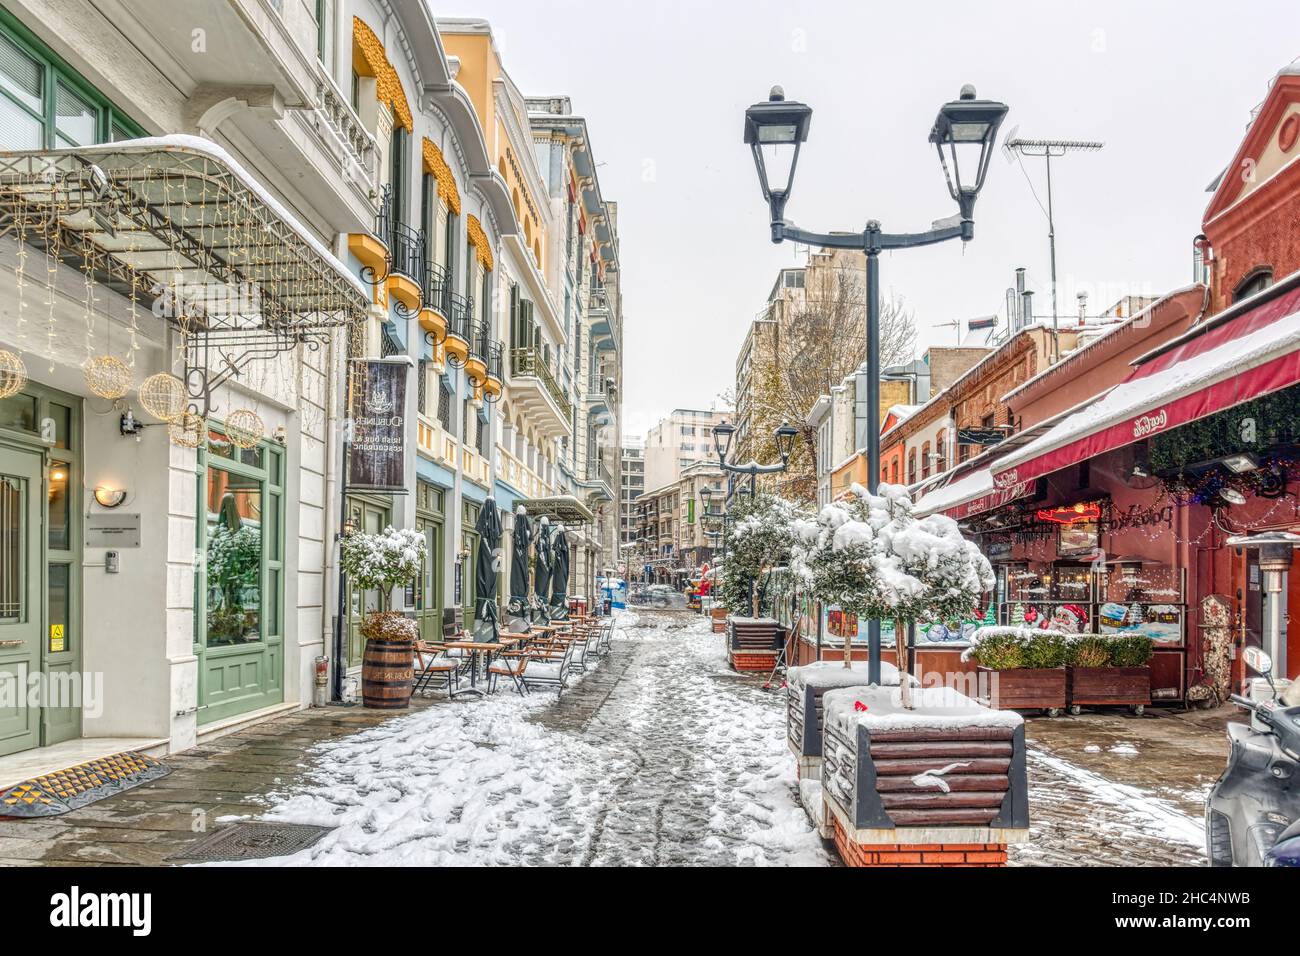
[
  {"x1": 225, "y1": 409, "x2": 265, "y2": 449},
  {"x1": 0, "y1": 349, "x2": 27, "y2": 399},
  {"x1": 168, "y1": 411, "x2": 205, "y2": 448},
  {"x1": 83, "y1": 355, "x2": 132, "y2": 399},
  {"x1": 138, "y1": 372, "x2": 186, "y2": 421}
]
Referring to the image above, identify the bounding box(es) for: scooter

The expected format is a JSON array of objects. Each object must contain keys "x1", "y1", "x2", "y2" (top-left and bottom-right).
[{"x1": 1206, "y1": 646, "x2": 1300, "y2": 866}]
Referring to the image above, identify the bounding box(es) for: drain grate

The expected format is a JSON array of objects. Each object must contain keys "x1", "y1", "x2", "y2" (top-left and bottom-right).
[{"x1": 166, "y1": 821, "x2": 332, "y2": 863}]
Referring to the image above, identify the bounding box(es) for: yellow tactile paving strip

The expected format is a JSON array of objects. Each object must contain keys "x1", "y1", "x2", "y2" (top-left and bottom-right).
[{"x1": 0, "y1": 751, "x2": 169, "y2": 817}]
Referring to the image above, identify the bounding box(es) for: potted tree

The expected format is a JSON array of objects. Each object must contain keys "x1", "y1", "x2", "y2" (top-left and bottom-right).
[
  {"x1": 1066, "y1": 634, "x2": 1153, "y2": 715},
  {"x1": 340, "y1": 525, "x2": 427, "y2": 709},
  {"x1": 964, "y1": 628, "x2": 1069, "y2": 715},
  {"x1": 723, "y1": 493, "x2": 803, "y2": 671}
]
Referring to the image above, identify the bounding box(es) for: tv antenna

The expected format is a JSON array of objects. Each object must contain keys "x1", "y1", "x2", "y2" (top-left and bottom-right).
[{"x1": 1004, "y1": 137, "x2": 1103, "y2": 362}]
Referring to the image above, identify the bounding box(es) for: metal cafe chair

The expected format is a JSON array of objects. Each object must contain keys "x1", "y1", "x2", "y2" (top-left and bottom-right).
[{"x1": 413, "y1": 640, "x2": 461, "y2": 697}]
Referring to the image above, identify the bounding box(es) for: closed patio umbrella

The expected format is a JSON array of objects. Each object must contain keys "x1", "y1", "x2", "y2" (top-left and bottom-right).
[
  {"x1": 474, "y1": 504, "x2": 501, "y2": 639},
  {"x1": 508, "y1": 505, "x2": 532, "y2": 623},
  {"x1": 549, "y1": 524, "x2": 570, "y2": 619}
]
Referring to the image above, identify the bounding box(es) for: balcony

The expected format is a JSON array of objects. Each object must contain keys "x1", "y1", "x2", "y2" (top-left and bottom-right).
[
  {"x1": 579, "y1": 457, "x2": 615, "y2": 502},
  {"x1": 375, "y1": 185, "x2": 424, "y2": 316},
  {"x1": 588, "y1": 289, "x2": 617, "y2": 352},
  {"x1": 464, "y1": 322, "x2": 502, "y2": 401},
  {"x1": 314, "y1": 60, "x2": 378, "y2": 200},
  {"x1": 419, "y1": 261, "x2": 450, "y2": 344},
  {"x1": 442, "y1": 294, "x2": 475, "y2": 367},
  {"x1": 509, "y1": 346, "x2": 572, "y2": 439}
]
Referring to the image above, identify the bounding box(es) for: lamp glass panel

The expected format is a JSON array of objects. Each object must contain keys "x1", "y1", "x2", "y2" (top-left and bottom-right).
[
  {"x1": 757, "y1": 123, "x2": 798, "y2": 144},
  {"x1": 948, "y1": 121, "x2": 991, "y2": 142},
  {"x1": 760, "y1": 142, "x2": 796, "y2": 194}
]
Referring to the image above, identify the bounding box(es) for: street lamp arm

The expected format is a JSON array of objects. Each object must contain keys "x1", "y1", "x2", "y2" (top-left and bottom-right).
[
  {"x1": 774, "y1": 217, "x2": 971, "y2": 251},
  {"x1": 721, "y1": 459, "x2": 788, "y2": 476}
]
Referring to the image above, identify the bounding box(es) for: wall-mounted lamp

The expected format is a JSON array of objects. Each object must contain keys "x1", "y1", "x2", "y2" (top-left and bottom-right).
[{"x1": 93, "y1": 486, "x2": 127, "y2": 508}]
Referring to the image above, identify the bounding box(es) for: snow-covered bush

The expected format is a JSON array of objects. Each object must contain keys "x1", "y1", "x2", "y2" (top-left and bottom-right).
[
  {"x1": 340, "y1": 526, "x2": 427, "y2": 617},
  {"x1": 720, "y1": 493, "x2": 804, "y2": 614}
]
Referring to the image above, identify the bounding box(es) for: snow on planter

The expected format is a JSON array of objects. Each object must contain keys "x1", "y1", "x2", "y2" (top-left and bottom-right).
[
  {"x1": 786, "y1": 660, "x2": 915, "y2": 773},
  {"x1": 819, "y1": 684, "x2": 1029, "y2": 854},
  {"x1": 798, "y1": 777, "x2": 832, "y2": 839}
]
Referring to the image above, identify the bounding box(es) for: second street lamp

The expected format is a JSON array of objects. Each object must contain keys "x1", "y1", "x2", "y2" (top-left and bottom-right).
[{"x1": 744, "y1": 83, "x2": 1008, "y2": 683}]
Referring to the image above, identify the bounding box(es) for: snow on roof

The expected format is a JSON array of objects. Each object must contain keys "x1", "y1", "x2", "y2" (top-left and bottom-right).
[
  {"x1": 823, "y1": 684, "x2": 1022, "y2": 734},
  {"x1": 912, "y1": 466, "x2": 994, "y2": 517},
  {"x1": 103, "y1": 134, "x2": 367, "y2": 298},
  {"x1": 996, "y1": 299, "x2": 1300, "y2": 476}
]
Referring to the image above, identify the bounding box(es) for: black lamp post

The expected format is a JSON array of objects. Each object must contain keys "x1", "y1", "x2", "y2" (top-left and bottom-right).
[
  {"x1": 712, "y1": 418, "x2": 799, "y2": 502},
  {"x1": 744, "y1": 83, "x2": 1008, "y2": 683}
]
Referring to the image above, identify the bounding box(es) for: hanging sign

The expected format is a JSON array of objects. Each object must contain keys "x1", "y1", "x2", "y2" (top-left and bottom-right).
[
  {"x1": 958, "y1": 428, "x2": 1006, "y2": 446},
  {"x1": 346, "y1": 358, "x2": 410, "y2": 493}
]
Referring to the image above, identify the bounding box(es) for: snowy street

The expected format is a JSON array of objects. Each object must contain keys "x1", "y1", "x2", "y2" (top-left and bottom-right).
[{"x1": 223, "y1": 609, "x2": 1218, "y2": 867}]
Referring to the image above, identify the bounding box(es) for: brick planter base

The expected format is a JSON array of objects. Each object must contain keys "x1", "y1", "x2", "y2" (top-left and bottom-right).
[
  {"x1": 730, "y1": 650, "x2": 780, "y2": 672},
  {"x1": 832, "y1": 818, "x2": 1008, "y2": 867}
]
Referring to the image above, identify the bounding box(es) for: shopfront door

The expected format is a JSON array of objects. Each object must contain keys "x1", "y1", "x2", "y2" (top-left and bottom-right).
[
  {"x1": 346, "y1": 496, "x2": 391, "y2": 667},
  {"x1": 0, "y1": 444, "x2": 46, "y2": 756}
]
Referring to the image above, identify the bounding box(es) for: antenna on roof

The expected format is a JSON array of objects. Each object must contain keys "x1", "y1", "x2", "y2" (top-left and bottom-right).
[{"x1": 1004, "y1": 138, "x2": 1104, "y2": 363}]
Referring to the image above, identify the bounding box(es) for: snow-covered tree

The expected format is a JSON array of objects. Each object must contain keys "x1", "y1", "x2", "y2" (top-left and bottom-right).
[
  {"x1": 793, "y1": 483, "x2": 993, "y2": 707},
  {"x1": 722, "y1": 492, "x2": 804, "y2": 615}
]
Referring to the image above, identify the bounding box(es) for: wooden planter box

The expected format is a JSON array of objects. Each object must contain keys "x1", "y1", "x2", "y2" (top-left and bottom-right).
[
  {"x1": 1067, "y1": 666, "x2": 1151, "y2": 714},
  {"x1": 728, "y1": 617, "x2": 783, "y2": 672},
  {"x1": 818, "y1": 686, "x2": 1029, "y2": 865},
  {"x1": 978, "y1": 666, "x2": 1066, "y2": 715},
  {"x1": 711, "y1": 606, "x2": 729, "y2": 633}
]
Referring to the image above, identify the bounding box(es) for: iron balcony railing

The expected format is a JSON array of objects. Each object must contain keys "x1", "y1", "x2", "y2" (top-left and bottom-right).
[
  {"x1": 376, "y1": 184, "x2": 424, "y2": 285},
  {"x1": 422, "y1": 259, "x2": 449, "y2": 314},
  {"x1": 470, "y1": 321, "x2": 491, "y2": 363},
  {"x1": 485, "y1": 341, "x2": 504, "y2": 382},
  {"x1": 510, "y1": 346, "x2": 572, "y2": 419},
  {"x1": 586, "y1": 457, "x2": 614, "y2": 489}
]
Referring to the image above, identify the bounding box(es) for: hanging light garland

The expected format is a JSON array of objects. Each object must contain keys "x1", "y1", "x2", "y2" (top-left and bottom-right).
[
  {"x1": 168, "y1": 411, "x2": 205, "y2": 448},
  {"x1": 137, "y1": 372, "x2": 187, "y2": 422},
  {"x1": 225, "y1": 408, "x2": 265, "y2": 449}
]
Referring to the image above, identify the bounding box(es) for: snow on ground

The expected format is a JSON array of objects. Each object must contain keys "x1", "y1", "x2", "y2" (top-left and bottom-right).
[{"x1": 215, "y1": 610, "x2": 830, "y2": 866}]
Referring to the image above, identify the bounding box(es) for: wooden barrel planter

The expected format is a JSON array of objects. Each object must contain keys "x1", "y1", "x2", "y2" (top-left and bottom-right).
[
  {"x1": 362, "y1": 638, "x2": 414, "y2": 709},
  {"x1": 977, "y1": 666, "x2": 1066, "y2": 715},
  {"x1": 1067, "y1": 666, "x2": 1151, "y2": 715},
  {"x1": 819, "y1": 686, "x2": 1029, "y2": 867}
]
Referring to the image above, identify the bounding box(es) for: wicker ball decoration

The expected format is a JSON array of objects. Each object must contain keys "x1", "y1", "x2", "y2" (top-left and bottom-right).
[
  {"x1": 137, "y1": 372, "x2": 186, "y2": 421},
  {"x1": 0, "y1": 349, "x2": 27, "y2": 399},
  {"x1": 83, "y1": 355, "x2": 132, "y2": 400},
  {"x1": 168, "y1": 411, "x2": 205, "y2": 448},
  {"x1": 225, "y1": 408, "x2": 265, "y2": 449}
]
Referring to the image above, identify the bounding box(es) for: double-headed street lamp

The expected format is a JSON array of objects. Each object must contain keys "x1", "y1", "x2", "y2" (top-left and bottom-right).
[
  {"x1": 743, "y1": 83, "x2": 1008, "y2": 682},
  {"x1": 712, "y1": 418, "x2": 799, "y2": 501}
]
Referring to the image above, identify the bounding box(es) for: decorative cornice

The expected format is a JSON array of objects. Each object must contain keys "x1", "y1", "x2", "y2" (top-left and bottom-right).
[
  {"x1": 466, "y1": 214, "x2": 494, "y2": 271},
  {"x1": 421, "y1": 137, "x2": 461, "y2": 215},
  {"x1": 352, "y1": 16, "x2": 412, "y2": 132}
]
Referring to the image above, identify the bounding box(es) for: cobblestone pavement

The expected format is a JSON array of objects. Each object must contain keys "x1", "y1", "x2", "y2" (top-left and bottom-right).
[{"x1": 0, "y1": 608, "x2": 1233, "y2": 865}]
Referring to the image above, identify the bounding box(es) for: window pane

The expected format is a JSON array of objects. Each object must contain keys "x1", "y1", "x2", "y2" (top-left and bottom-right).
[
  {"x1": 48, "y1": 562, "x2": 68, "y2": 652},
  {"x1": 48, "y1": 402, "x2": 71, "y2": 449},
  {"x1": 0, "y1": 475, "x2": 22, "y2": 620},
  {"x1": 0, "y1": 93, "x2": 41, "y2": 149},
  {"x1": 48, "y1": 461, "x2": 69, "y2": 551},
  {"x1": 110, "y1": 121, "x2": 132, "y2": 142},
  {"x1": 0, "y1": 393, "x2": 35, "y2": 432},
  {"x1": 205, "y1": 468, "x2": 263, "y2": 646},
  {"x1": 55, "y1": 81, "x2": 96, "y2": 147},
  {"x1": 0, "y1": 33, "x2": 41, "y2": 113}
]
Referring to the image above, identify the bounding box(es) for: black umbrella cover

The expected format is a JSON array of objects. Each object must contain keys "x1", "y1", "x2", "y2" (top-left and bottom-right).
[
  {"x1": 474, "y1": 504, "x2": 502, "y2": 628},
  {"x1": 550, "y1": 527, "x2": 570, "y2": 615},
  {"x1": 509, "y1": 508, "x2": 532, "y2": 611},
  {"x1": 533, "y1": 520, "x2": 554, "y2": 604}
]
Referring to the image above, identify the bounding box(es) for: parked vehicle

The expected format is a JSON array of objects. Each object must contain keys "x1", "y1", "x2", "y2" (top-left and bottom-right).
[{"x1": 1206, "y1": 647, "x2": 1300, "y2": 866}]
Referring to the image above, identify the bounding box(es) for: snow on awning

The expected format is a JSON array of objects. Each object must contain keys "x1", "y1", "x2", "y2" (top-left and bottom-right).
[
  {"x1": 0, "y1": 134, "x2": 368, "y2": 331},
  {"x1": 992, "y1": 280, "x2": 1300, "y2": 490},
  {"x1": 912, "y1": 464, "x2": 1029, "y2": 520}
]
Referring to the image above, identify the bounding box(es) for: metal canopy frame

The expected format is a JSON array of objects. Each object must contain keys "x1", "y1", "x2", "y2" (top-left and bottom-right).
[
  {"x1": 515, "y1": 495, "x2": 595, "y2": 524},
  {"x1": 0, "y1": 141, "x2": 368, "y2": 416}
]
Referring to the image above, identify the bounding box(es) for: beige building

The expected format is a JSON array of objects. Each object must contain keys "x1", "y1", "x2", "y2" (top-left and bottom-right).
[
  {"x1": 632, "y1": 461, "x2": 724, "y2": 584},
  {"x1": 643, "y1": 407, "x2": 730, "y2": 492}
]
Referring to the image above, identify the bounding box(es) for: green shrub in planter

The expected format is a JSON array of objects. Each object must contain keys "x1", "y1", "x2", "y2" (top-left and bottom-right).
[
  {"x1": 969, "y1": 632, "x2": 1024, "y2": 670},
  {"x1": 1070, "y1": 636, "x2": 1112, "y2": 668},
  {"x1": 1022, "y1": 632, "x2": 1071, "y2": 669},
  {"x1": 1109, "y1": 635, "x2": 1155, "y2": 667}
]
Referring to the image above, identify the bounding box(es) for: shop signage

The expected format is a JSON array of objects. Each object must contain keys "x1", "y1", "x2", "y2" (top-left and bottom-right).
[
  {"x1": 958, "y1": 428, "x2": 1006, "y2": 446},
  {"x1": 346, "y1": 358, "x2": 409, "y2": 493},
  {"x1": 1132, "y1": 408, "x2": 1169, "y2": 439},
  {"x1": 1036, "y1": 502, "x2": 1103, "y2": 525},
  {"x1": 86, "y1": 513, "x2": 140, "y2": 548}
]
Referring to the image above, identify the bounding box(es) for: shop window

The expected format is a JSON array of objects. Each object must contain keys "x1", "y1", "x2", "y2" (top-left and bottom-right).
[{"x1": 199, "y1": 432, "x2": 283, "y2": 649}]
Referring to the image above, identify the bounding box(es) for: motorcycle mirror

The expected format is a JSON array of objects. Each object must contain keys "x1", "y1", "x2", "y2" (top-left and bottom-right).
[{"x1": 1243, "y1": 646, "x2": 1274, "y2": 677}]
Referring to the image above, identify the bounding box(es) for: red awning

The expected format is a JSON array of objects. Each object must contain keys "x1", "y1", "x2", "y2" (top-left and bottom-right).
[
  {"x1": 913, "y1": 465, "x2": 1030, "y2": 519},
  {"x1": 992, "y1": 281, "x2": 1300, "y2": 489}
]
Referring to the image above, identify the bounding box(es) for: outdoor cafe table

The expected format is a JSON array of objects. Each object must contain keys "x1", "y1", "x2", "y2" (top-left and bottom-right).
[{"x1": 444, "y1": 636, "x2": 524, "y2": 697}]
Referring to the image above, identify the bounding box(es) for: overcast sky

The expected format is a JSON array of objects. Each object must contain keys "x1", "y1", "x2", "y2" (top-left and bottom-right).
[{"x1": 443, "y1": 0, "x2": 1299, "y2": 440}]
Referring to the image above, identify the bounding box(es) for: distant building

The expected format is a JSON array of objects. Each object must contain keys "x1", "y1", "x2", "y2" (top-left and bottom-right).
[
  {"x1": 619, "y1": 440, "x2": 645, "y2": 554},
  {"x1": 643, "y1": 407, "x2": 731, "y2": 491}
]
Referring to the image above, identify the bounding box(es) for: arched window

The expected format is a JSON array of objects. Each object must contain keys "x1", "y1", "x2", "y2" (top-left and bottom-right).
[
  {"x1": 921, "y1": 441, "x2": 932, "y2": 479},
  {"x1": 935, "y1": 430, "x2": 947, "y2": 473},
  {"x1": 1234, "y1": 267, "x2": 1273, "y2": 303},
  {"x1": 908, "y1": 448, "x2": 917, "y2": 484}
]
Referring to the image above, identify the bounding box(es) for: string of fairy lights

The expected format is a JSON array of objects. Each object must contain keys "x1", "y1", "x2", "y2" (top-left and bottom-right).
[{"x1": 0, "y1": 150, "x2": 362, "y2": 450}]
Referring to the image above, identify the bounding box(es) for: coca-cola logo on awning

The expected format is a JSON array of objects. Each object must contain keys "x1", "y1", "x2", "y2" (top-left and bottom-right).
[
  {"x1": 992, "y1": 468, "x2": 1019, "y2": 489},
  {"x1": 1132, "y1": 409, "x2": 1169, "y2": 438}
]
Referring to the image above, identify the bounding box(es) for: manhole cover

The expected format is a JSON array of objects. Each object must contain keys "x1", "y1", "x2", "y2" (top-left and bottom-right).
[{"x1": 166, "y1": 822, "x2": 332, "y2": 863}]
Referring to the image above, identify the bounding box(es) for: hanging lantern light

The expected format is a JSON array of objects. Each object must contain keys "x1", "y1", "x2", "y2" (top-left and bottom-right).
[
  {"x1": 137, "y1": 372, "x2": 186, "y2": 421},
  {"x1": 225, "y1": 408, "x2": 265, "y2": 449},
  {"x1": 168, "y1": 411, "x2": 205, "y2": 448},
  {"x1": 84, "y1": 355, "x2": 132, "y2": 399},
  {"x1": 0, "y1": 350, "x2": 28, "y2": 399}
]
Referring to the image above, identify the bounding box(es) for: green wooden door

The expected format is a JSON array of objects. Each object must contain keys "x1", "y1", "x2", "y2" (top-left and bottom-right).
[
  {"x1": 412, "y1": 515, "x2": 442, "y2": 641},
  {"x1": 0, "y1": 444, "x2": 44, "y2": 756},
  {"x1": 346, "y1": 497, "x2": 390, "y2": 666},
  {"x1": 196, "y1": 432, "x2": 285, "y2": 724}
]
